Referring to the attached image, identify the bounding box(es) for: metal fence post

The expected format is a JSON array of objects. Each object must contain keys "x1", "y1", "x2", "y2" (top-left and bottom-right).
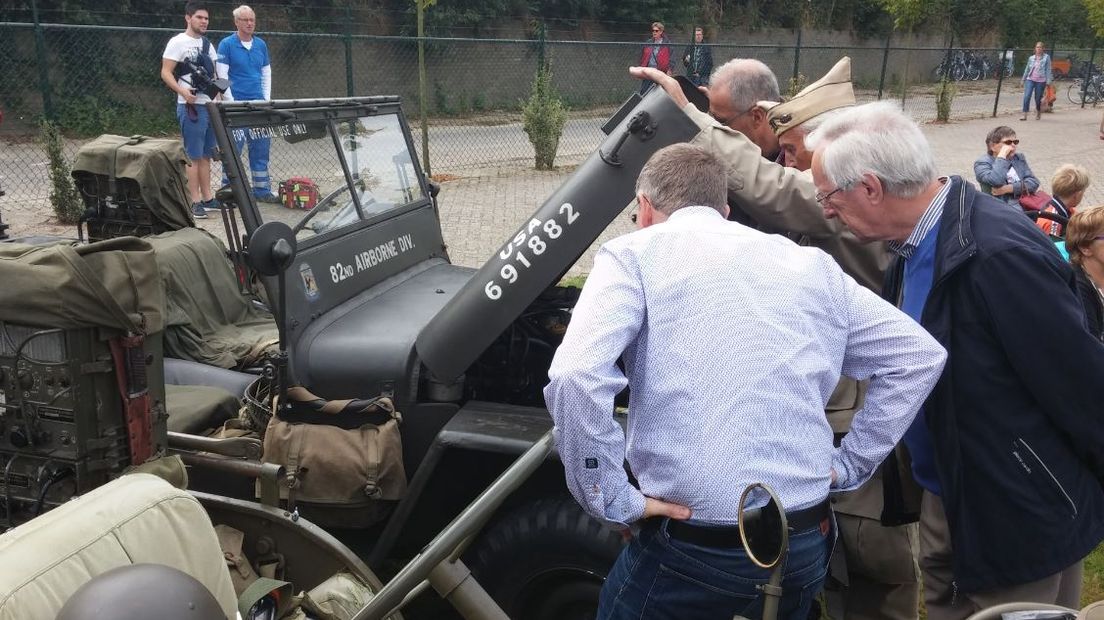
[
  {"x1": 792, "y1": 27, "x2": 802, "y2": 84},
  {"x1": 877, "y1": 32, "x2": 891, "y2": 100},
  {"x1": 31, "y1": 0, "x2": 55, "y2": 121},
  {"x1": 343, "y1": 6, "x2": 355, "y2": 97},
  {"x1": 1083, "y1": 40, "x2": 1098, "y2": 109},
  {"x1": 993, "y1": 45, "x2": 1005, "y2": 117},
  {"x1": 417, "y1": 1, "x2": 431, "y2": 175}
]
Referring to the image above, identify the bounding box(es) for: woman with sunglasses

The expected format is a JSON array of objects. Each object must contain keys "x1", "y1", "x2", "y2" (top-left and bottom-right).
[
  {"x1": 1064, "y1": 206, "x2": 1104, "y2": 341},
  {"x1": 973, "y1": 125, "x2": 1040, "y2": 207}
]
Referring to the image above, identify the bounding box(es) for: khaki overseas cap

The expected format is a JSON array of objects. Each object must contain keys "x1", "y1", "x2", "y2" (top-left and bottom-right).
[{"x1": 762, "y1": 56, "x2": 856, "y2": 137}]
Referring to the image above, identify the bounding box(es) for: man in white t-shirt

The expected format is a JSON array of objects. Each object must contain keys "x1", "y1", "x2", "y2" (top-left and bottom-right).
[{"x1": 160, "y1": 0, "x2": 219, "y2": 220}]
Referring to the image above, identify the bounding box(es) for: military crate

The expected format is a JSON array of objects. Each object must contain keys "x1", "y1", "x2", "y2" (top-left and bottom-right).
[{"x1": 71, "y1": 135, "x2": 195, "y2": 242}]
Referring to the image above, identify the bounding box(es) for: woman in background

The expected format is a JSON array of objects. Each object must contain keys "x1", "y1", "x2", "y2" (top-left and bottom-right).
[
  {"x1": 973, "y1": 126, "x2": 1040, "y2": 207},
  {"x1": 1021, "y1": 41, "x2": 1052, "y2": 121}
]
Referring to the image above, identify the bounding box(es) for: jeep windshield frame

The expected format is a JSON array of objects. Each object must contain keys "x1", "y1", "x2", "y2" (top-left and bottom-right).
[
  {"x1": 208, "y1": 97, "x2": 432, "y2": 249},
  {"x1": 208, "y1": 97, "x2": 447, "y2": 351}
]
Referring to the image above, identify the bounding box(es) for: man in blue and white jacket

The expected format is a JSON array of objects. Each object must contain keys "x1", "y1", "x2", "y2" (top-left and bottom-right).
[{"x1": 217, "y1": 5, "x2": 277, "y2": 202}]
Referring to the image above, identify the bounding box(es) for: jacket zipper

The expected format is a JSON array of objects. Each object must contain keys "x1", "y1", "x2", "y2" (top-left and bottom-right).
[{"x1": 1017, "y1": 437, "x2": 1078, "y2": 517}]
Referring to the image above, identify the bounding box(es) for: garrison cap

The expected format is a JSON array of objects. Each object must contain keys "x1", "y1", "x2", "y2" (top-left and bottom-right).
[{"x1": 761, "y1": 57, "x2": 855, "y2": 137}]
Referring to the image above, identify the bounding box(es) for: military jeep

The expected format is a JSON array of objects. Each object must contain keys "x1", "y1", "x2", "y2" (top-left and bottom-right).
[{"x1": 164, "y1": 93, "x2": 701, "y2": 618}]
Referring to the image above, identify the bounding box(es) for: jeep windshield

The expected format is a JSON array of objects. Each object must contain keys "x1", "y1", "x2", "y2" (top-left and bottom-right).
[{"x1": 215, "y1": 100, "x2": 427, "y2": 245}]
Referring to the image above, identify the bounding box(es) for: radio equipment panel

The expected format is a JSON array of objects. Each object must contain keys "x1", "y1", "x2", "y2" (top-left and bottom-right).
[{"x1": 0, "y1": 323, "x2": 166, "y2": 526}]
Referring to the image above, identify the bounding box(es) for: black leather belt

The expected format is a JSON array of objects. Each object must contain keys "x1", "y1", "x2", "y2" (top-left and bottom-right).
[{"x1": 662, "y1": 498, "x2": 831, "y2": 549}]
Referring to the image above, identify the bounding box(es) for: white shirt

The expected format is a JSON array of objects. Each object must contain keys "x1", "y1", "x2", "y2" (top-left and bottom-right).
[
  {"x1": 163, "y1": 32, "x2": 214, "y2": 105},
  {"x1": 545, "y1": 207, "x2": 947, "y2": 525}
]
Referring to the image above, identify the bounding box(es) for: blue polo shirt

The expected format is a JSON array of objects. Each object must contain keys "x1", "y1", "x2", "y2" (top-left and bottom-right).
[
  {"x1": 889, "y1": 178, "x2": 951, "y2": 496},
  {"x1": 217, "y1": 33, "x2": 270, "y2": 101}
]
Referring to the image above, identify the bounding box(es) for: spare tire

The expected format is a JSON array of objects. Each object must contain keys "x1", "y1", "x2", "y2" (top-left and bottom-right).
[{"x1": 466, "y1": 496, "x2": 625, "y2": 620}]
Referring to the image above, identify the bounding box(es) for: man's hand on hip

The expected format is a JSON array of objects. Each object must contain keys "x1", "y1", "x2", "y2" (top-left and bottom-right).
[
  {"x1": 619, "y1": 497, "x2": 691, "y2": 541},
  {"x1": 643, "y1": 496, "x2": 692, "y2": 520}
]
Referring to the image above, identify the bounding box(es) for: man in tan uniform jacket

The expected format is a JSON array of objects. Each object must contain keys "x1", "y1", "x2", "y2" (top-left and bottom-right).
[{"x1": 630, "y1": 59, "x2": 917, "y2": 620}]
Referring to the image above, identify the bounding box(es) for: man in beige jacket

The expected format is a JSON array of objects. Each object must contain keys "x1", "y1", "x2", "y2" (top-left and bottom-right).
[{"x1": 630, "y1": 59, "x2": 913, "y2": 620}]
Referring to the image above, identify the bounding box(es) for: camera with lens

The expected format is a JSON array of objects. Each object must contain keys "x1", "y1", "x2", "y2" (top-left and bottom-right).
[
  {"x1": 172, "y1": 40, "x2": 229, "y2": 99},
  {"x1": 177, "y1": 56, "x2": 229, "y2": 99}
]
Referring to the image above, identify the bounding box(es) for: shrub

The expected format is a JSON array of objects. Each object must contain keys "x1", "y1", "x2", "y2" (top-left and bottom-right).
[
  {"x1": 787, "y1": 72, "x2": 808, "y2": 97},
  {"x1": 521, "y1": 63, "x2": 567, "y2": 170},
  {"x1": 40, "y1": 120, "x2": 83, "y2": 225},
  {"x1": 935, "y1": 78, "x2": 957, "y2": 122}
]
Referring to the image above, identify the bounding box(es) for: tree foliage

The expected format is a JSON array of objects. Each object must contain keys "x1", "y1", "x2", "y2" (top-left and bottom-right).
[
  {"x1": 1085, "y1": 0, "x2": 1104, "y2": 38},
  {"x1": 2, "y1": 0, "x2": 1098, "y2": 46}
]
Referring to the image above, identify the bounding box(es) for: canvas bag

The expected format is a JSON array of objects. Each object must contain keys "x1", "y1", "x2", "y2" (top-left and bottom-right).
[{"x1": 262, "y1": 389, "x2": 406, "y2": 513}]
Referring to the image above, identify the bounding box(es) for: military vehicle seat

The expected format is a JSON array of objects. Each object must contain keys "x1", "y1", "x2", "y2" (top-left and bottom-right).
[
  {"x1": 164, "y1": 358, "x2": 256, "y2": 434},
  {"x1": 0, "y1": 473, "x2": 237, "y2": 620}
]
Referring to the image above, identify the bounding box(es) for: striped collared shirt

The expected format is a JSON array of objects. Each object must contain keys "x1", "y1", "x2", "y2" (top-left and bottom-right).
[{"x1": 889, "y1": 177, "x2": 950, "y2": 259}]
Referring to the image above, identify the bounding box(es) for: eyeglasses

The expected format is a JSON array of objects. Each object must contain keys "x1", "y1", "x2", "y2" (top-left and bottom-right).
[
  {"x1": 710, "y1": 105, "x2": 757, "y2": 128},
  {"x1": 1001, "y1": 139, "x2": 1020, "y2": 145},
  {"x1": 815, "y1": 187, "x2": 844, "y2": 206},
  {"x1": 651, "y1": 28, "x2": 661, "y2": 32}
]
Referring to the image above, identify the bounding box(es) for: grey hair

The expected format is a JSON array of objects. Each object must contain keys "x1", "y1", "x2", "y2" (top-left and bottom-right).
[
  {"x1": 804, "y1": 101, "x2": 936, "y2": 199},
  {"x1": 233, "y1": 5, "x2": 254, "y2": 19},
  {"x1": 635, "y1": 144, "x2": 727, "y2": 216},
  {"x1": 711, "y1": 59, "x2": 780, "y2": 113}
]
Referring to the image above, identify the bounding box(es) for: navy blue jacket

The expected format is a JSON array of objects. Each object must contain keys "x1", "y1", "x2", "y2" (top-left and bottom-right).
[{"x1": 882, "y1": 176, "x2": 1104, "y2": 592}]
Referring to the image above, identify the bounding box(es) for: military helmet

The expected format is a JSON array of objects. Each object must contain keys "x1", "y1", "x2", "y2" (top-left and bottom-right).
[{"x1": 56, "y1": 563, "x2": 225, "y2": 619}]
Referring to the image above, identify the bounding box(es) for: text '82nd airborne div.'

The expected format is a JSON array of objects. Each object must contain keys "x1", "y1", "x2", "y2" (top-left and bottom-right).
[{"x1": 485, "y1": 202, "x2": 581, "y2": 301}]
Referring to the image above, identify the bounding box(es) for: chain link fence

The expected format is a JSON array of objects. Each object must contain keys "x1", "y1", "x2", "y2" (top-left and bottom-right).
[{"x1": 1, "y1": 22, "x2": 1100, "y2": 248}]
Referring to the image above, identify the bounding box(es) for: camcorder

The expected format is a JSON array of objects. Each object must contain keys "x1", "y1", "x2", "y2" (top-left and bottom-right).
[{"x1": 178, "y1": 57, "x2": 229, "y2": 99}]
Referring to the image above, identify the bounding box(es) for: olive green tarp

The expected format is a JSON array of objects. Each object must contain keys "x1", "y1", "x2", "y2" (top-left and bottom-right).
[
  {"x1": 145, "y1": 228, "x2": 278, "y2": 368},
  {"x1": 165, "y1": 384, "x2": 239, "y2": 434},
  {"x1": 71, "y1": 134, "x2": 194, "y2": 231},
  {"x1": 0, "y1": 237, "x2": 164, "y2": 334}
]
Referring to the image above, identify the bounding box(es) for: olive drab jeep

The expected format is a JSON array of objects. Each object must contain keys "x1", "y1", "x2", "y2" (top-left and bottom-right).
[
  {"x1": 0, "y1": 89, "x2": 700, "y2": 619},
  {"x1": 197, "y1": 93, "x2": 700, "y2": 618}
]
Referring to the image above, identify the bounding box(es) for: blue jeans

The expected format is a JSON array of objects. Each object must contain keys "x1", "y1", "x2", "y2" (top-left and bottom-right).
[
  {"x1": 1023, "y1": 80, "x2": 1046, "y2": 113},
  {"x1": 598, "y1": 517, "x2": 833, "y2": 620}
]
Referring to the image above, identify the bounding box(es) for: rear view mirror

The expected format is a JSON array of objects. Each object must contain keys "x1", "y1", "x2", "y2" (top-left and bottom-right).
[{"x1": 738, "y1": 482, "x2": 787, "y2": 569}]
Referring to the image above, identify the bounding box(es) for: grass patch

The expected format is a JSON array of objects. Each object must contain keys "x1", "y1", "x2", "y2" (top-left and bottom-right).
[
  {"x1": 1083, "y1": 543, "x2": 1104, "y2": 607},
  {"x1": 559, "y1": 274, "x2": 587, "y2": 289}
]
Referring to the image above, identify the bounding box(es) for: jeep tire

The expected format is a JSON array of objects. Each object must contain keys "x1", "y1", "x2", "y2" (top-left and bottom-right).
[{"x1": 467, "y1": 496, "x2": 625, "y2": 620}]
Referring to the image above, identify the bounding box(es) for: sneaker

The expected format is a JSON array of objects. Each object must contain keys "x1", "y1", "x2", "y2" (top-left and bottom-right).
[
  {"x1": 202, "y1": 198, "x2": 220, "y2": 212},
  {"x1": 191, "y1": 202, "x2": 209, "y2": 219},
  {"x1": 255, "y1": 192, "x2": 281, "y2": 204}
]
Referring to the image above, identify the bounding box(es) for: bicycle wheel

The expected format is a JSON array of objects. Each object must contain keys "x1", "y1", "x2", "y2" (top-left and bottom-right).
[
  {"x1": 1068, "y1": 82, "x2": 1086, "y2": 105},
  {"x1": 968, "y1": 65, "x2": 982, "y2": 81},
  {"x1": 952, "y1": 64, "x2": 966, "y2": 81},
  {"x1": 1088, "y1": 83, "x2": 1102, "y2": 105}
]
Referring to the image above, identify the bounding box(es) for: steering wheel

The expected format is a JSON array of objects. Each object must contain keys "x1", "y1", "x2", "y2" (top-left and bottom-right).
[
  {"x1": 290, "y1": 185, "x2": 346, "y2": 235},
  {"x1": 290, "y1": 178, "x2": 378, "y2": 236}
]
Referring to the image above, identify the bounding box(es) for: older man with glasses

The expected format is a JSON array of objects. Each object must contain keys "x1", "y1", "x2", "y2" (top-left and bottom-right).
[{"x1": 808, "y1": 101, "x2": 1104, "y2": 620}]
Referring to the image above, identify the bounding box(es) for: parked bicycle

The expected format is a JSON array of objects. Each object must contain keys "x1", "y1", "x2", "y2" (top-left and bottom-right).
[
  {"x1": 933, "y1": 49, "x2": 1004, "y2": 82},
  {"x1": 1067, "y1": 75, "x2": 1104, "y2": 105}
]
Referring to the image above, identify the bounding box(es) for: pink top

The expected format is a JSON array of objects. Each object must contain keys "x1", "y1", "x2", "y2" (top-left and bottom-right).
[{"x1": 1028, "y1": 55, "x2": 1046, "y2": 82}]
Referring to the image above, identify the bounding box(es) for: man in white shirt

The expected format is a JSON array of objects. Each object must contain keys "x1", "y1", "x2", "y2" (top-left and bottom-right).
[
  {"x1": 160, "y1": 0, "x2": 219, "y2": 220},
  {"x1": 546, "y1": 143, "x2": 946, "y2": 619}
]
